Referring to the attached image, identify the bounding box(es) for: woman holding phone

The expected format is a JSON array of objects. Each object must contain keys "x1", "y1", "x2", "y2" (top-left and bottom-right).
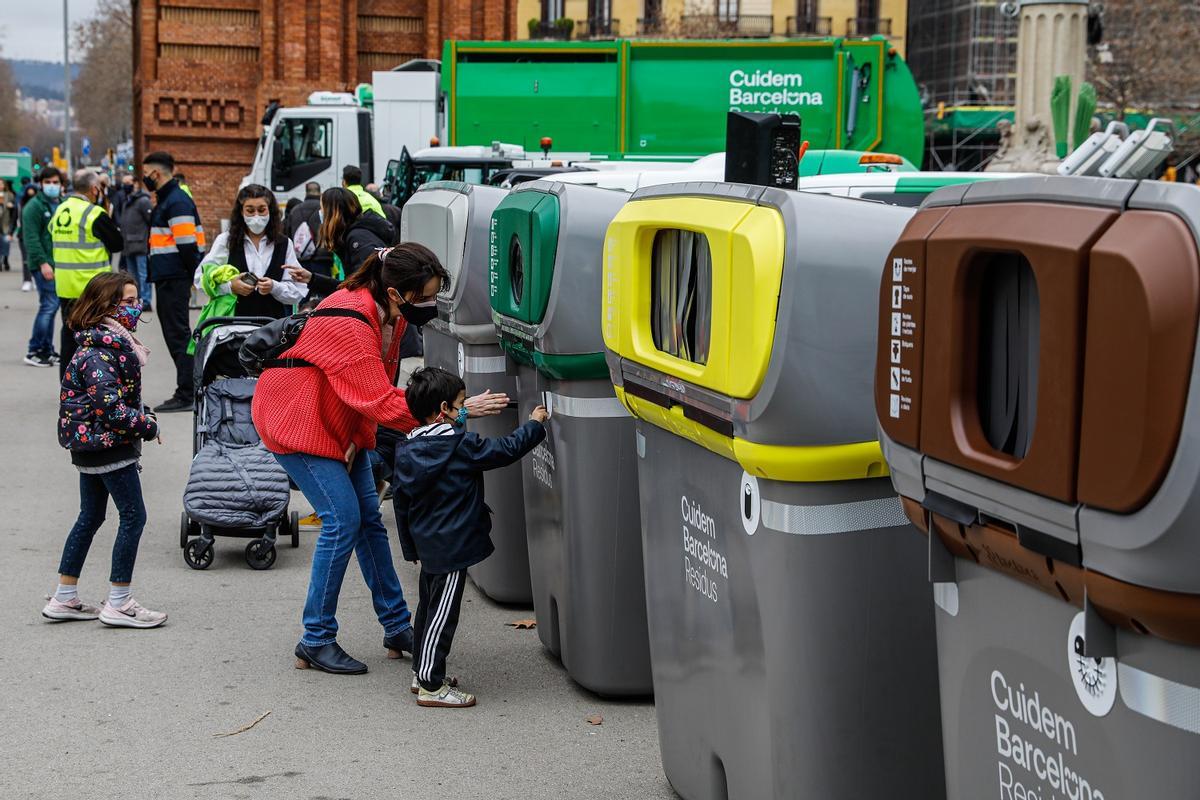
[
  {"x1": 194, "y1": 184, "x2": 308, "y2": 319},
  {"x1": 252, "y1": 243, "x2": 509, "y2": 675}
]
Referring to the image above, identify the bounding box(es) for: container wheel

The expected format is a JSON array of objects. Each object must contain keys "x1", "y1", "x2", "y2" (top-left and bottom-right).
[
  {"x1": 290, "y1": 511, "x2": 300, "y2": 548},
  {"x1": 184, "y1": 538, "x2": 214, "y2": 570},
  {"x1": 245, "y1": 539, "x2": 277, "y2": 570}
]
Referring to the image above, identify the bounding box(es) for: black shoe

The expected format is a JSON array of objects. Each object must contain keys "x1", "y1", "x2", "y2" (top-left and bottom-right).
[
  {"x1": 384, "y1": 627, "x2": 414, "y2": 659},
  {"x1": 294, "y1": 641, "x2": 368, "y2": 675},
  {"x1": 154, "y1": 395, "x2": 191, "y2": 413}
]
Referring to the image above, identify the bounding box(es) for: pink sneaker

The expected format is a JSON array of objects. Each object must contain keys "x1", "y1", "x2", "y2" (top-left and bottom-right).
[
  {"x1": 41, "y1": 596, "x2": 102, "y2": 622},
  {"x1": 98, "y1": 598, "x2": 167, "y2": 629}
]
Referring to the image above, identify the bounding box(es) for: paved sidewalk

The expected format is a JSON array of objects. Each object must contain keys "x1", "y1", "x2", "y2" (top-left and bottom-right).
[{"x1": 0, "y1": 263, "x2": 672, "y2": 800}]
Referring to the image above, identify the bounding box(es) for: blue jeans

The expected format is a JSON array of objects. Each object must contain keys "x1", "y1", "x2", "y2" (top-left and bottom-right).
[
  {"x1": 57, "y1": 463, "x2": 147, "y2": 584},
  {"x1": 275, "y1": 449, "x2": 412, "y2": 646},
  {"x1": 127, "y1": 254, "x2": 152, "y2": 306},
  {"x1": 28, "y1": 268, "x2": 59, "y2": 356}
]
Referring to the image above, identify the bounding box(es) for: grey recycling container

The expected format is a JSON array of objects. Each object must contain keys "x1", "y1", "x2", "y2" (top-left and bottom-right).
[
  {"x1": 603, "y1": 182, "x2": 945, "y2": 799},
  {"x1": 489, "y1": 180, "x2": 651, "y2": 696},
  {"x1": 876, "y1": 175, "x2": 1200, "y2": 798},
  {"x1": 400, "y1": 181, "x2": 532, "y2": 603}
]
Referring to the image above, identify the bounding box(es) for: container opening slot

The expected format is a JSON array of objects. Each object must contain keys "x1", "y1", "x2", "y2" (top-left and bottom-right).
[
  {"x1": 651, "y1": 229, "x2": 712, "y2": 365},
  {"x1": 975, "y1": 251, "x2": 1039, "y2": 459},
  {"x1": 509, "y1": 234, "x2": 525, "y2": 305}
]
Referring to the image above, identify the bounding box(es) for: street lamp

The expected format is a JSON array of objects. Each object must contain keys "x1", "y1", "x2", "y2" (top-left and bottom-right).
[{"x1": 63, "y1": 0, "x2": 71, "y2": 176}]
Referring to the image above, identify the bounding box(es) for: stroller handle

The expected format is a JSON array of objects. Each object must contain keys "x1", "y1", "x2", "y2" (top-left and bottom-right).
[{"x1": 192, "y1": 316, "x2": 278, "y2": 343}]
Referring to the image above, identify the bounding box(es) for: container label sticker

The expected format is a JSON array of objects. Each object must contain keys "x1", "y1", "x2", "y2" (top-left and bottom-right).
[
  {"x1": 530, "y1": 442, "x2": 555, "y2": 490},
  {"x1": 1067, "y1": 613, "x2": 1117, "y2": 717},
  {"x1": 681, "y1": 495, "x2": 727, "y2": 604},
  {"x1": 990, "y1": 666, "x2": 1112, "y2": 800},
  {"x1": 889, "y1": 256, "x2": 918, "y2": 420}
]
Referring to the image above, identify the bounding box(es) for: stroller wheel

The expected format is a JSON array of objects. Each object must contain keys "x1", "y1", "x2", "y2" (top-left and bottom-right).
[
  {"x1": 180, "y1": 513, "x2": 190, "y2": 549},
  {"x1": 184, "y1": 538, "x2": 214, "y2": 570},
  {"x1": 245, "y1": 539, "x2": 277, "y2": 570},
  {"x1": 289, "y1": 511, "x2": 300, "y2": 548}
]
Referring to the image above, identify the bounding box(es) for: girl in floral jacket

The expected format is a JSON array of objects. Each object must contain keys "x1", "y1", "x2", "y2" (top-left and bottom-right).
[{"x1": 42, "y1": 272, "x2": 167, "y2": 629}]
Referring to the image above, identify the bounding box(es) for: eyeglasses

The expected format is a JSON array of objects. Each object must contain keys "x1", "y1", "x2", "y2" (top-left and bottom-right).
[{"x1": 117, "y1": 297, "x2": 142, "y2": 307}]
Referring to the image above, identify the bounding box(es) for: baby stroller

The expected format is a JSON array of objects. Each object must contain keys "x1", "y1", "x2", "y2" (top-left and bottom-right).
[{"x1": 181, "y1": 316, "x2": 300, "y2": 570}]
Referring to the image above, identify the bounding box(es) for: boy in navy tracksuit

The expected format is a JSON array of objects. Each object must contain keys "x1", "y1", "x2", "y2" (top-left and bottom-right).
[{"x1": 392, "y1": 367, "x2": 548, "y2": 708}]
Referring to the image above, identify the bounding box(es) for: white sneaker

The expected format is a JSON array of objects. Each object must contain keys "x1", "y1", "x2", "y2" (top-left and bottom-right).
[
  {"x1": 411, "y1": 674, "x2": 458, "y2": 694},
  {"x1": 21, "y1": 281, "x2": 32, "y2": 292},
  {"x1": 99, "y1": 598, "x2": 167, "y2": 629},
  {"x1": 417, "y1": 681, "x2": 475, "y2": 708},
  {"x1": 42, "y1": 596, "x2": 102, "y2": 621}
]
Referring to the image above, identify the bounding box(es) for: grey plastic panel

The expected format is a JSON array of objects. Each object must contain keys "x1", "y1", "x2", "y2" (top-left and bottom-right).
[
  {"x1": 879, "y1": 430, "x2": 926, "y2": 502},
  {"x1": 636, "y1": 422, "x2": 944, "y2": 800},
  {"x1": 745, "y1": 189, "x2": 914, "y2": 446},
  {"x1": 957, "y1": 174, "x2": 1138, "y2": 209},
  {"x1": 923, "y1": 458, "x2": 1080, "y2": 547},
  {"x1": 531, "y1": 182, "x2": 630, "y2": 357},
  {"x1": 921, "y1": 182, "x2": 972, "y2": 209},
  {"x1": 935, "y1": 561, "x2": 1200, "y2": 799},
  {"x1": 402, "y1": 181, "x2": 508, "y2": 329},
  {"x1": 630, "y1": 181, "x2": 766, "y2": 204}
]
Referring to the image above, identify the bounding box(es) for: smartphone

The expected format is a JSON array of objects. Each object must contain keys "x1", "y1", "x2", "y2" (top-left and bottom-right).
[{"x1": 239, "y1": 272, "x2": 258, "y2": 286}]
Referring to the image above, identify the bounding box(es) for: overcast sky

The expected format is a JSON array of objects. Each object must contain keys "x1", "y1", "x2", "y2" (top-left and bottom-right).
[{"x1": 0, "y1": 0, "x2": 102, "y2": 62}]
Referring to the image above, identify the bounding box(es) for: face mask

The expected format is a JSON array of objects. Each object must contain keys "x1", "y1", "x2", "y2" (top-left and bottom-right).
[
  {"x1": 318, "y1": 208, "x2": 324, "y2": 224},
  {"x1": 455, "y1": 406, "x2": 469, "y2": 426},
  {"x1": 43, "y1": 184, "x2": 60, "y2": 199},
  {"x1": 398, "y1": 299, "x2": 438, "y2": 327},
  {"x1": 244, "y1": 214, "x2": 269, "y2": 235},
  {"x1": 113, "y1": 300, "x2": 144, "y2": 332},
  {"x1": 142, "y1": 175, "x2": 158, "y2": 192}
]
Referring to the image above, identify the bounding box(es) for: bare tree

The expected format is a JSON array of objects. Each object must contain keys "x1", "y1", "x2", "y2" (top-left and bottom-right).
[
  {"x1": 71, "y1": 0, "x2": 133, "y2": 154},
  {"x1": 1089, "y1": 0, "x2": 1200, "y2": 148},
  {"x1": 0, "y1": 48, "x2": 20, "y2": 151}
]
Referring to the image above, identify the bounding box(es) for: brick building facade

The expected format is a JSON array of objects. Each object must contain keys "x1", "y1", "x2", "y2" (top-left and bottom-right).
[{"x1": 133, "y1": 0, "x2": 517, "y2": 227}]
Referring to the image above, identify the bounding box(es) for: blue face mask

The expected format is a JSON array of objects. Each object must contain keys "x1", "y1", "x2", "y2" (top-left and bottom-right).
[
  {"x1": 43, "y1": 184, "x2": 61, "y2": 199},
  {"x1": 455, "y1": 406, "x2": 469, "y2": 426}
]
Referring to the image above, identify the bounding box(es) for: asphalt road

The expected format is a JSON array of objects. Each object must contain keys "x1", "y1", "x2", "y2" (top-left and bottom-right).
[{"x1": 0, "y1": 259, "x2": 673, "y2": 800}]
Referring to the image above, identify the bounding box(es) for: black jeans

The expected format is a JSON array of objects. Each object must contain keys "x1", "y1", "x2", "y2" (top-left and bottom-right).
[
  {"x1": 154, "y1": 277, "x2": 193, "y2": 398},
  {"x1": 57, "y1": 463, "x2": 147, "y2": 584},
  {"x1": 58, "y1": 298, "x2": 76, "y2": 378},
  {"x1": 413, "y1": 568, "x2": 467, "y2": 691}
]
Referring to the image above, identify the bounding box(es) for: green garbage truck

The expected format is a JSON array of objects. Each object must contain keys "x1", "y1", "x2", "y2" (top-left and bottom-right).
[{"x1": 246, "y1": 38, "x2": 924, "y2": 205}]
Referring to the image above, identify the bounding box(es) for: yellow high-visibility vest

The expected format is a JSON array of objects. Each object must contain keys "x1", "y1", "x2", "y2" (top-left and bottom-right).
[
  {"x1": 347, "y1": 184, "x2": 384, "y2": 218},
  {"x1": 51, "y1": 195, "x2": 112, "y2": 299}
]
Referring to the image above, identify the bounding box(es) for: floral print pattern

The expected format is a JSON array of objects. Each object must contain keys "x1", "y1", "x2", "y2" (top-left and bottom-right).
[{"x1": 58, "y1": 327, "x2": 158, "y2": 452}]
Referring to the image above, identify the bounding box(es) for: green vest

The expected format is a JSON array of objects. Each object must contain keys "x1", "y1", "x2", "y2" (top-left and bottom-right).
[
  {"x1": 51, "y1": 195, "x2": 111, "y2": 299},
  {"x1": 348, "y1": 184, "x2": 384, "y2": 218}
]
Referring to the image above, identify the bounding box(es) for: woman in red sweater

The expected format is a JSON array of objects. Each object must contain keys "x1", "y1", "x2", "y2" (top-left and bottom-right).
[{"x1": 252, "y1": 243, "x2": 508, "y2": 675}]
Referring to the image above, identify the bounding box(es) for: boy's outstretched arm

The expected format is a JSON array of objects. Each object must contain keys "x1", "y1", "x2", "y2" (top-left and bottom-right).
[{"x1": 462, "y1": 415, "x2": 548, "y2": 472}]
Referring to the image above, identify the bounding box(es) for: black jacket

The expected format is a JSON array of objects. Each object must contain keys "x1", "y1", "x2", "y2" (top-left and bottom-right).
[
  {"x1": 340, "y1": 211, "x2": 396, "y2": 276},
  {"x1": 285, "y1": 198, "x2": 320, "y2": 238},
  {"x1": 392, "y1": 419, "x2": 546, "y2": 574}
]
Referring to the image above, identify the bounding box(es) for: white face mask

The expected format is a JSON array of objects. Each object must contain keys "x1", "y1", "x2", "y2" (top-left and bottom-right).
[{"x1": 243, "y1": 214, "x2": 269, "y2": 235}]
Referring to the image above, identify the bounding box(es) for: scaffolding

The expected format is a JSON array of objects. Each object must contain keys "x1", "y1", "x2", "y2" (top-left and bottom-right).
[{"x1": 906, "y1": 0, "x2": 1019, "y2": 169}]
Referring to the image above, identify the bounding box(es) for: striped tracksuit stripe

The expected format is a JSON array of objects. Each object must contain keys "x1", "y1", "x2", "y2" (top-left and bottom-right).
[{"x1": 414, "y1": 568, "x2": 466, "y2": 691}]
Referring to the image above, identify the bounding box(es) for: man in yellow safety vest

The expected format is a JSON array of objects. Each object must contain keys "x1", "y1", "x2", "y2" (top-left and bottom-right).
[
  {"x1": 341, "y1": 164, "x2": 383, "y2": 218},
  {"x1": 49, "y1": 169, "x2": 124, "y2": 374}
]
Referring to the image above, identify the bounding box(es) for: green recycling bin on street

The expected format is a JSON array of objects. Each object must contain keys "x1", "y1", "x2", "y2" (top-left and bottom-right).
[
  {"x1": 877, "y1": 176, "x2": 1200, "y2": 798},
  {"x1": 603, "y1": 183, "x2": 945, "y2": 799},
  {"x1": 399, "y1": 181, "x2": 533, "y2": 603},
  {"x1": 489, "y1": 181, "x2": 652, "y2": 696}
]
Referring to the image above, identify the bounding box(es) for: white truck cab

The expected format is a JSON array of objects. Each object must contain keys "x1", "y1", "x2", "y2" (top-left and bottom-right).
[{"x1": 242, "y1": 62, "x2": 441, "y2": 205}]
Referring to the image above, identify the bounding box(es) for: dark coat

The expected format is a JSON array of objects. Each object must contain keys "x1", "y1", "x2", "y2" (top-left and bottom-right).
[
  {"x1": 340, "y1": 211, "x2": 396, "y2": 276},
  {"x1": 119, "y1": 189, "x2": 152, "y2": 256},
  {"x1": 392, "y1": 420, "x2": 546, "y2": 574},
  {"x1": 147, "y1": 178, "x2": 204, "y2": 282}
]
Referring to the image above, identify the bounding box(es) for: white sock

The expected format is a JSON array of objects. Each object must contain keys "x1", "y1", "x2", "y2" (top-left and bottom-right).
[
  {"x1": 108, "y1": 584, "x2": 131, "y2": 608},
  {"x1": 54, "y1": 583, "x2": 78, "y2": 604}
]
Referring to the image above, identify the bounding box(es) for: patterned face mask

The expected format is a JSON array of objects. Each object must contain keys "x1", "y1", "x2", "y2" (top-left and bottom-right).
[{"x1": 113, "y1": 300, "x2": 145, "y2": 331}]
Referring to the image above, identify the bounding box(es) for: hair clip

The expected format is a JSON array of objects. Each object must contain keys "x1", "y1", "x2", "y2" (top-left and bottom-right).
[{"x1": 375, "y1": 246, "x2": 397, "y2": 261}]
